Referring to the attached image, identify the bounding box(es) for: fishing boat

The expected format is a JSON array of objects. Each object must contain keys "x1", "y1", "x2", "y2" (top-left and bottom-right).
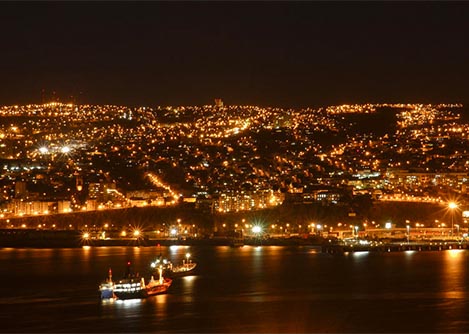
[
  {"x1": 99, "y1": 268, "x2": 115, "y2": 299},
  {"x1": 168, "y1": 252, "x2": 197, "y2": 276},
  {"x1": 111, "y1": 261, "x2": 172, "y2": 300},
  {"x1": 154, "y1": 252, "x2": 197, "y2": 277},
  {"x1": 171, "y1": 262, "x2": 197, "y2": 276}
]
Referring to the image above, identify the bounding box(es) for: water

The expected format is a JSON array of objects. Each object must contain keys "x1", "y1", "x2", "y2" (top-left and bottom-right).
[{"x1": 2, "y1": 246, "x2": 469, "y2": 333}]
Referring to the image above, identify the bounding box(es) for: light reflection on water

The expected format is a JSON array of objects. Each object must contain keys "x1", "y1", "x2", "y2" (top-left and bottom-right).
[
  {"x1": 2, "y1": 246, "x2": 469, "y2": 332},
  {"x1": 114, "y1": 298, "x2": 143, "y2": 308},
  {"x1": 351, "y1": 250, "x2": 369, "y2": 257},
  {"x1": 442, "y1": 249, "x2": 468, "y2": 298}
]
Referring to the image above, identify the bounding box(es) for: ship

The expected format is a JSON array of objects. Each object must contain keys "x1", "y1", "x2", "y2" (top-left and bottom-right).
[
  {"x1": 145, "y1": 271, "x2": 173, "y2": 296},
  {"x1": 152, "y1": 252, "x2": 197, "y2": 277},
  {"x1": 168, "y1": 252, "x2": 197, "y2": 276},
  {"x1": 109, "y1": 261, "x2": 172, "y2": 300}
]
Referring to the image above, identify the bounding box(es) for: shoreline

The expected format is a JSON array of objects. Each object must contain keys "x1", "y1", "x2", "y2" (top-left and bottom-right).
[
  {"x1": 1, "y1": 236, "x2": 468, "y2": 253},
  {"x1": 0, "y1": 236, "x2": 319, "y2": 248}
]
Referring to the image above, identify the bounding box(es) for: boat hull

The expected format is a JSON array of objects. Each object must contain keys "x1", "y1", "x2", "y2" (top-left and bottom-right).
[
  {"x1": 100, "y1": 288, "x2": 115, "y2": 299},
  {"x1": 99, "y1": 282, "x2": 115, "y2": 299},
  {"x1": 146, "y1": 278, "x2": 172, "y2": 296}
]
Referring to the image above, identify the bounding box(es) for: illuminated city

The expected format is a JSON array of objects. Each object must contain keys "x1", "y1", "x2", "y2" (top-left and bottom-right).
[
  {"x1": 2, "y1": 2, "x2": 469, "y2": 333},
  {"x1": 1, "y1": 101, "x2": 469, "y2": 243}
]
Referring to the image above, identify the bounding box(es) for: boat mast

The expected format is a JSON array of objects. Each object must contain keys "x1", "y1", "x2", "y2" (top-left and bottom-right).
[
  {"x1": 158, "y1": 265, "x2": 163, "y2": 284},
  {"x1": 108, "y1": 268, "x2": 113, "y2": 283}
]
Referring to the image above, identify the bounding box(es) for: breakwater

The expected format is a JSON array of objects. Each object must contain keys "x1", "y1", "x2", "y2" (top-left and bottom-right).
[
  {"x1": 1, "y1": 228, "x2": 468, "y2": 252},
  {"x1": 322, "y1": 241, "x2": 469, "y2": 254}
]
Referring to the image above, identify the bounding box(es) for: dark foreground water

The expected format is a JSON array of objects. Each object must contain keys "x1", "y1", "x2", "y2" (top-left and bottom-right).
[{"x1": 1, "y1": 245, "x2": 469, "y2": 333}]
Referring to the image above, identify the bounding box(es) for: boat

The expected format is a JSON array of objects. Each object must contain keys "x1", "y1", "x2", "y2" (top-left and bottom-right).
[
  {"x1": 157, "y1": 252, "x2": 197, "y2": 277},
  {"x1": 99, "y1": 268, "x2": 115, "y2": 299},
  {"x1": 111, "y1": 261, "x2": 172, "y2": 300},
  {"x1": 149, "y1": 246, "x2": 197, "y2": 277},
  {"x1": 145, "y1": 270, "x2": 173, "y2": 296},
  {"x1": 170, "y1": 253, "x2": 197, "y2": 276}
]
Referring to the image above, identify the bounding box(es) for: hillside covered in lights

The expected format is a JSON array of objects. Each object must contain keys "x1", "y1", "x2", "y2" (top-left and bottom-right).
[{"x1": 0, "y1": 102, "x2": 468, "y2": 237}]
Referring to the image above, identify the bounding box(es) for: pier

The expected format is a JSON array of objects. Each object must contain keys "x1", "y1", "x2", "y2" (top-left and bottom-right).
[{"x1": 322, "y1": 241, "x2": 469, "y2": 254}]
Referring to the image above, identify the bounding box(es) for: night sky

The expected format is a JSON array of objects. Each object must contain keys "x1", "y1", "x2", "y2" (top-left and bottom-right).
[{"x1": 1, "y1": 2, "x2": 468, "y2": 108}]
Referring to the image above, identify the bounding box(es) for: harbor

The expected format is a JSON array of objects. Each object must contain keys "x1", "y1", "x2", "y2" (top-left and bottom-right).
[
  {"x1": 3, "y1": 244, "x2": 469, "y2": 333},
  {"x1": 2, "y1": 227, "x2": 469, "y2": 255}
]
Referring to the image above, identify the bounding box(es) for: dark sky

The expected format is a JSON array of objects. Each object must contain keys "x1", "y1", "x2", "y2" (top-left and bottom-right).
[{"x1": 1, "y1": 1, "x2": 468, "y2": 108}]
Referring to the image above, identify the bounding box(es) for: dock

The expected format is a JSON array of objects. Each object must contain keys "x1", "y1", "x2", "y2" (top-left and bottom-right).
[{"x1": 322, "y1": 241, "x2": 469, "y2": 254}]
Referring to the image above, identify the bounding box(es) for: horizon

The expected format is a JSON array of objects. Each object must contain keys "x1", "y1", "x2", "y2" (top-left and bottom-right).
[{"x1": 1, "y1": 100, "x2": 467, "y2": 111}]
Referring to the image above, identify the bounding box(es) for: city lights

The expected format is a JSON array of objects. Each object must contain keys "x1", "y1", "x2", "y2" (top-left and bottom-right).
[{"x1": 0, "y1": 101, "x2": 466, "y2": 244}]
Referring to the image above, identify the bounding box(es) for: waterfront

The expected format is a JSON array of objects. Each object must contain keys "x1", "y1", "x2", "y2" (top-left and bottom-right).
[{"x1": 2, "y1": 245, "x2": 469, "y2": 333}]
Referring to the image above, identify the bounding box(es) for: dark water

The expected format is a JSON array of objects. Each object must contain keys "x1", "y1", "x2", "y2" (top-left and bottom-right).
[{"x1": 2, "y1": 246, "x2": 469, "y2": 333}]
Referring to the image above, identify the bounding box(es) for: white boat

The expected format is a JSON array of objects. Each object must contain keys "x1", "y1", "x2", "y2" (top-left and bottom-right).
[
  {"x1": 99, "y1": 268, "x2": 115, "y2": 299},
  {"x1": 171, "y1": 261, "x2": 197, "y2": 276},
  {"x1": 167, "y1": 253, "x2": 197, "y2": 277},
  {"x1": 101, "y1": 262, "x2": 172, "y2": 300}
]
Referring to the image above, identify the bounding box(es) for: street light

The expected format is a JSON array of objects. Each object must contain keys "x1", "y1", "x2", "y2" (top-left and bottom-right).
[
  {"x1": 448, "y1": 202, "x2": 458, "y2": 238},
  {"x1": 316, "y1": 224, "x2": 322, "y2": 236},
  {"x1": 406, "y1": 225, "x2": 410, "y2": 244},
  {"x1": 252, "y1": 225, "x2": 262, "y2": 234}
]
